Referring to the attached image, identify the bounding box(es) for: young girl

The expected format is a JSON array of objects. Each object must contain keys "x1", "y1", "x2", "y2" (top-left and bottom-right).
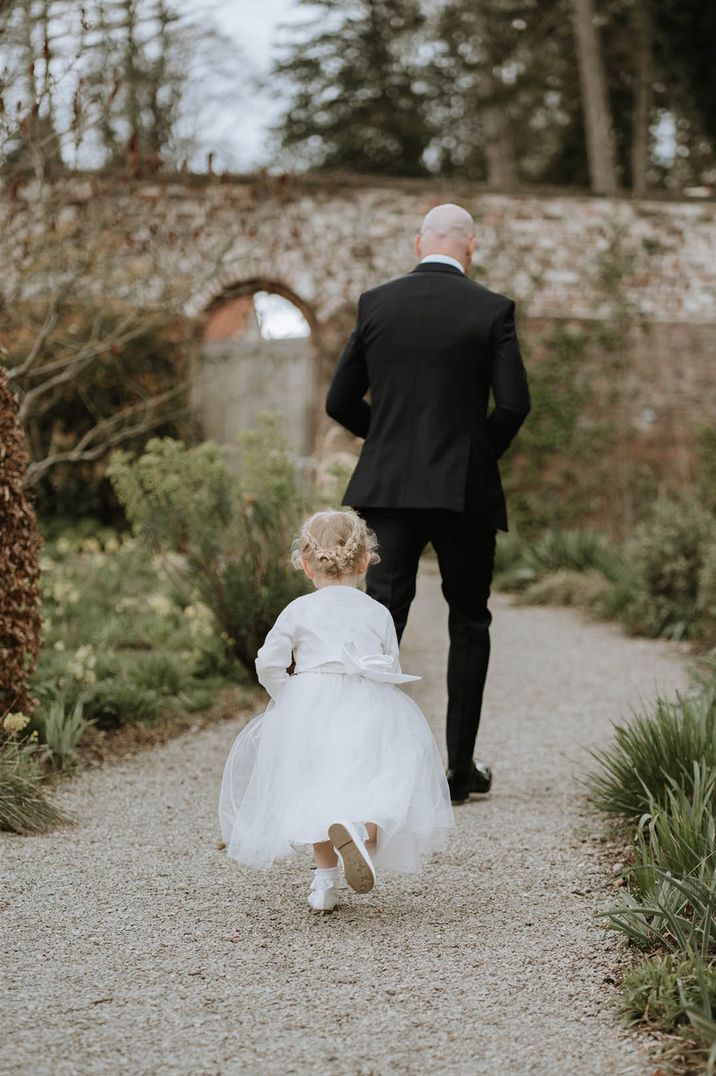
[{"x1": 218, "y1": 509, "x2": 454, "y2": 911}]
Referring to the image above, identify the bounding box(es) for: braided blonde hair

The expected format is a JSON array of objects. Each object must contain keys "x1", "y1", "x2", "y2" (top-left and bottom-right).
[{"x1": 291, "y1": 509, "x2": 379, "y2": 580}]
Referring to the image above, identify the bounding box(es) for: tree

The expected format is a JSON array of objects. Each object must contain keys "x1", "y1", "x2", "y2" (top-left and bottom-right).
[
  {"x1": 0, "y1": 0, "x2": 243, "y2": 175},
  {"x1": 0, "y1": 0, "x2": 79, "y2": 175},
  {"x1": 430, "y1": 0, "x2": 519, "y2": 184},
  {"x1": 0, "y1": 0, "x2": 242, "y2": 499},
  {"x1": 571, "y1": 0, "x2": 619, "y2": 192},
  {"x1": 273, "y1": 0, "x2": 432, "y2": 176},
  {"x1": 630, "y1": 1, "x2": 651, "y2": 195}
]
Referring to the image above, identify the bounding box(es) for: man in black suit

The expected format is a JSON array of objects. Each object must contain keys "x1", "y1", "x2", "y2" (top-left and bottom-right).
[{"x1": 325, "y1": 203, "x2": 531, "y2": 803}]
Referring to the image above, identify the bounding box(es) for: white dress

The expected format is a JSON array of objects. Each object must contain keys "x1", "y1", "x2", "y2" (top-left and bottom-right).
[{"x1": 218, "y1": 585, "x2": 454, "y2": 874}]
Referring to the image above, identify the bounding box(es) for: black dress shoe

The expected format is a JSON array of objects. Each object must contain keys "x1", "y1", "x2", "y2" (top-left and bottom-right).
[
  {"x1": 470, "y1": 761, "x2": 492, "y2": 794},
  {"x1": 446, "y1": 769, "x2": 471, "y2": 804}
]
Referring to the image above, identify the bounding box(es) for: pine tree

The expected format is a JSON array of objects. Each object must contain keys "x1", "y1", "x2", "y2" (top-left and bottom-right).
[{"x1": 273, "y1": 0, "x2": 431, "y2": 176}]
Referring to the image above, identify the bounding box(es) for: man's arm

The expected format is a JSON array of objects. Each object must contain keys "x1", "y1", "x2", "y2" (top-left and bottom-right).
[
  {"x1": 325, "y1": 300, "x2": 371, "y2": 439},
  {"x1": 486, "y1": 300, "x2": 531, "y2": 459}
]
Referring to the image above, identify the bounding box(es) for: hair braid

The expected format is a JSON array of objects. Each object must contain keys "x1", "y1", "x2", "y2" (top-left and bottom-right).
[{"x1": 291, "y1": 509, "x2": 379, "y2": 579}]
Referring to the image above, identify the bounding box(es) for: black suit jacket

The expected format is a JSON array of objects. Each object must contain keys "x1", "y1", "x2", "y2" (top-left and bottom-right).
[{"x1": 325, "y1": 262, "x2": 531, "y2": 531}]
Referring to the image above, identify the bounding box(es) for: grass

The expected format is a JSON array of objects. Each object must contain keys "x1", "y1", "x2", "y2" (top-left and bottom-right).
[{"x1": 621, "y1": 953, "x2": 716, "y2": 1032}]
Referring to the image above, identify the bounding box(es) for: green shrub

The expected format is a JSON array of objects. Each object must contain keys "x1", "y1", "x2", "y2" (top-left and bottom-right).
[
  {"x1": 0, "y1": 738, "x2": 67, "y2": 834},
  {"x1": 38, "y1": 694, "x2": 92, "y2": 769},
  {"x1": 516, "y1": 568, "x2": 613, "y2": 610},
  {"x1": 500, "y1": 325, "x2": 601, "y2": 535},
  {"x1": 695, "y1": 652, "x2": 716, "y2": 695},
  {"x1": 523, "y1": 529, "x2": 624, "y2": 581},
  {"x1": 620, "y1": 498, "x2": 715, "y2": 640},
  {"x1": 697, "y1": 543, "x2": 716, "y2": 648},
  {"x1": 493, "y1": 529, "x2": 624, "y2": 596},
  {"x1": 493, "y1": 530, "x2": 523, "y2": 571},
  {"x1": 588, "y1": 689, "x2": 716, "y2": 819},
  {"x1": 108, "y1": 414, "x2": 310, "y2": 678},
  {"x1": 33, "y1": 531, "x2": 256, "y2": 737},
  {"x1": 82, "y1": 680, "x2": 164, "y2": 729},
  {"x1": 126, "y1": 653, "x2": 189, "y2": 696}
]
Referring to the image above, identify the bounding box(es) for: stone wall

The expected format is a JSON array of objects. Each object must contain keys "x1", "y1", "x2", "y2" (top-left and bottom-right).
[{"x1": 3, "y1": 173, "x2": 715, "y2": 468}]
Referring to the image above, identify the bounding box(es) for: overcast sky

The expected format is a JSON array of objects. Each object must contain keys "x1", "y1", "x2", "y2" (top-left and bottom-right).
[{"x1": 188, "y1": 0, "x2": 312, "y2": 170}]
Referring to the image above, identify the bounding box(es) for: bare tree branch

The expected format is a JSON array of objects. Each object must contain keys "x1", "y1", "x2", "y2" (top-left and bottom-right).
[{"x1": 25, "y1": 381, "x2": 193, "y2": 483}]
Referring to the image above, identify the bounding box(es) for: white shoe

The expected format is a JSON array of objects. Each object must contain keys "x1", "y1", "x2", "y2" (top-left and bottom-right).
[
  {"x1": 308, "y1": 876, "x2": 339, "y2": 913},
  {"x1": 328, "y1": 821, "x2": 376, "y2": 894}
]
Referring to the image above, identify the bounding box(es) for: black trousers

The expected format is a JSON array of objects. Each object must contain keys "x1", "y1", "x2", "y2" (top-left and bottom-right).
[{"x1": 360, "y1": 508, "x2": 496, "y2": 775}]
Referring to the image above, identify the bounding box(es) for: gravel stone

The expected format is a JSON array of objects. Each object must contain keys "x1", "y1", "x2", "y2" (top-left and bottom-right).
[{"x1": 2, "y1": 561, "x2": 689, "y2": 1074}]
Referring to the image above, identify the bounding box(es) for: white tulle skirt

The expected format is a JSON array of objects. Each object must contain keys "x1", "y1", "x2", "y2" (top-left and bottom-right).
[{"x1": 218, "y1": 671, "x2": 454, "y2": 874}]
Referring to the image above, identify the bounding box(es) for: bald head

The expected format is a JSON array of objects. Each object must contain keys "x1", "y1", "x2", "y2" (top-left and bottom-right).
[{"x1": 415, "y1": 203, "x2": 476, "y2": 270}]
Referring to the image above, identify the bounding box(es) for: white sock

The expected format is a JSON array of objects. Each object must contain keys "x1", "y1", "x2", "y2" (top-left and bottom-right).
[{"x1": 314, "y1": 867, "x2": 337, "y2": 883}]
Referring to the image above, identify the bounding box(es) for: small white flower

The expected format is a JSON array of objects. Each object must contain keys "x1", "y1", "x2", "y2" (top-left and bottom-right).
[{"x1": 146, "y1": 593, "x2": 173, "y2": 618}]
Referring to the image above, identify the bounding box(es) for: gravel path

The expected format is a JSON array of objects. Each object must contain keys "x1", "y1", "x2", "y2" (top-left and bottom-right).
[{"x1": 3, "y1": 561, "x2": 690, "y2": 1075}]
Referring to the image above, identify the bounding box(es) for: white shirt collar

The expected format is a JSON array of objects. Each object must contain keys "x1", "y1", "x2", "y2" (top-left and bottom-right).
[{"x1": 419, "y1": 254, "x2": 465, "y2": 274}]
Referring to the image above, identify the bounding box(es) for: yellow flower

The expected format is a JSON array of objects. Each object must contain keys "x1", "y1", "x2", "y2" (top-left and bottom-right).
[{"x1": 3, "y1": 712, "x2": 30, "y2": 734}]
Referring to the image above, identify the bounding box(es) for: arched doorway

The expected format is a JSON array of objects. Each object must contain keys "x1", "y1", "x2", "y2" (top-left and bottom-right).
[{"x1": 195, "y1": 280, "x2": 319, "y2": 460}]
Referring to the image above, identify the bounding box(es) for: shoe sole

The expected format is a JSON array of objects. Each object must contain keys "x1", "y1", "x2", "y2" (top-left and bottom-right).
[{"x1": 328, "y1": 823, "x2": 375, "y2": 894}]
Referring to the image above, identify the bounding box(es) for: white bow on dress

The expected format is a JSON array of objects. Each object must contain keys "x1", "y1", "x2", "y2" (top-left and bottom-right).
[{"x1": 341, "y1": 641, "x2": 421, "y2": 684}]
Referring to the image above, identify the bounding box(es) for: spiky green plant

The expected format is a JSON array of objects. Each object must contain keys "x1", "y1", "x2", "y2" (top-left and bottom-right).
[
  {"x1": 631, "y1": 764, "x2": 716, "y2": 897},
  {"x1": 588, "y1": 688, "x2": 716, "y2": 819},
  {"x1": 606, "y1": 868, "x2": 716, "y2": 957},
  {"x1": 38, "y1": 694, "x2": 91, "y2": 769},
  {"x1": 523, "y1": 529, "x2": 624, "y2": 582}
]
